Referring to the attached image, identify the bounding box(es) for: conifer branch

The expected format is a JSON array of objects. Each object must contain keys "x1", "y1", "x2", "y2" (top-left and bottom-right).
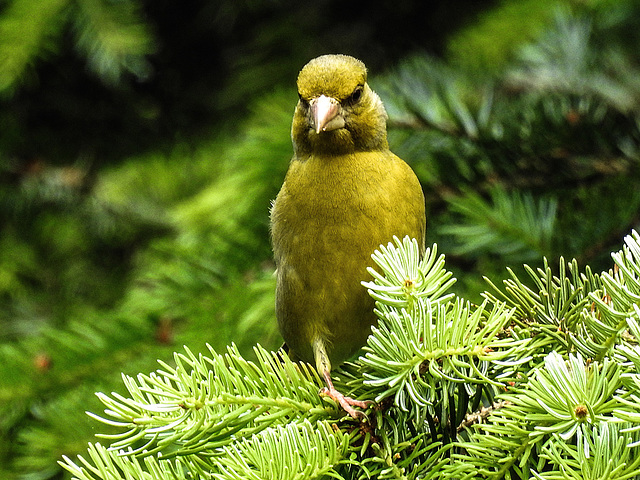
[
  {"x1": 59, "y1": 232, "x2": 640, "y2": 479},
  {"x1": 362, "y1": 236, "x2": 456, "y2": 308},
  {"x1": 458, "y1": 400, "x2": 511, "y2": 432},
  {"x1": 73, "y1": 0, "x2": 155, "y2": 83},
  {"x1": 442, "y1": 188, "x2": 558, "y2": 261},
  {"x1": 86, "y1": 344, "x2": 332, "y2": 458},
  {"x1": 211, "y1": 420, "x2": 349, "y2": 480},
  {"x1": 0, "y1": 0, "x2": 67, "y2": 94}
]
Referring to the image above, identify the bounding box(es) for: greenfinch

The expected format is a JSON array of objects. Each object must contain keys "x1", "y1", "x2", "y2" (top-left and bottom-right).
[{"x1": 271, "y1": 54, "x2": 425, "y2": 418}]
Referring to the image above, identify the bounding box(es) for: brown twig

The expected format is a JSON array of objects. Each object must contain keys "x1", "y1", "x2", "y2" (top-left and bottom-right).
[{"x1": 457, "y1": 400, "x2": 511, "y2": 432}]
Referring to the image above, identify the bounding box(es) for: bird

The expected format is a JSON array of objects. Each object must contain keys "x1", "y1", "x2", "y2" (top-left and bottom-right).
[{"x1": 270, "y1": 54, "x2": 426, "y2": 419}]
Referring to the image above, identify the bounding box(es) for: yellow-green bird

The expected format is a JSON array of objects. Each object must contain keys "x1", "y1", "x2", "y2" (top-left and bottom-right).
[{"x1": 271, "y1": 54, "x2": 425, "y2": 418}]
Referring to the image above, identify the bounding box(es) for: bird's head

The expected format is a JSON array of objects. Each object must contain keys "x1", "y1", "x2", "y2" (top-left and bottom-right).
[{"x1": 292, "y1": 54, "x2": 389, "y2": 156}]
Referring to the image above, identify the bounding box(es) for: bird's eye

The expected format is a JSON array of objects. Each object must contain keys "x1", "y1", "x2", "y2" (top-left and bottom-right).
[
  {"x1": 346, "y1": 86, "x2": 363, "y2": 105},
  {"x1": 298, "y1": 93, "x2": 309, "y2": 108}
]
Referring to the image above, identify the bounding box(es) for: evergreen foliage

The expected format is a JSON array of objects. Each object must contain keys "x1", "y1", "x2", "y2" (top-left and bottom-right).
[
  {"x1": 2, "y1": 0, "x2": 640, "y2": 477},
  {"x1": 375, "y1": 1, "x2": 640, "y2": 292},
  {"x1": 0, "y1": 0, "x2": 153, "y2": 94},
  {"x1": 58, "y1": 233, "x2": 640, "y2": 479}
]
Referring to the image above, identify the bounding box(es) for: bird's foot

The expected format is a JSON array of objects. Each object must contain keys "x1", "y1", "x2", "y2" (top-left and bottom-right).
[
  {"x1": 320, "y1": 386, "x2": 372, "y2": 419},
  {"x1": 321, "y1": 371, "x2": 372, "y2": 420}
]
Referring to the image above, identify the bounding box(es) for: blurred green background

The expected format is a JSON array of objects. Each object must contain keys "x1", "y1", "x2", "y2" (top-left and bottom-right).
[{"x1": 2, "y1": 0, "x2": 640, "y2": 477}]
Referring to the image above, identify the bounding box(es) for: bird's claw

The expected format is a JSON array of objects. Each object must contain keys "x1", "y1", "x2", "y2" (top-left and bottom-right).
[{"x1": 320, "y1": 386, "x2": 373, "y2": 420}]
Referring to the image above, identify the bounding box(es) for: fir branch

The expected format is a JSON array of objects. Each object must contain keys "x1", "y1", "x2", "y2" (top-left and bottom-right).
[
  {"x1": 576, "y1": 230, "x2": 640, "y2": 358},
  {"x1": 72, "y1": 0, "x2": 155, "y2": 83},
  {"x1": 532, "y1": 422, "x2": 640, "y2": 480},
  {"x1": 614, "y1": 379, "x2": 640, "y2": 438},
  {"x1": 451, "y1": 351, "x2": 634, "y2": 479},
  {"x1": 506, "y1": 9, "x2": 640, "y2": 113},
  {"x1": 615, "y1": 314, "x2": 640, "y2": 370},
  {"x1": 445, "y1": 410, "x2": 539, "y2": 480},
  {"x1": 458, "y1": 400, "x2": 511, "y2": 432},
  {"x1": 0, "y1": 0, "x2": 68, "y2": 94},
  {"x1": 362, "y1": 236, "x2": 456, "y2": 309},
  {"x1": 360, "y1": 296, "x2": 528, "y2": 412},
  {"x1": 362, "y1": 437, "x2": 450, "y2": 480},
  {"x1": 0, "y1": 312, "x2": 154, "y2": 403},
  {"x1": 595, "y1": 230, "x2": 640, "y2": 318},
  {"x1": 442, "y1": 188, "x2": 558, "y2": 262},
  {"x1": 515, "y1": 352, "x2": 622, "y2": 440},
  {"x1": 483, "y1": 256, "x2": 603, "y2": 355},
  {"x1": 60, "y1": 443, "x2": 190, "y2": 480},
  {"x1": 87, "y1": 344, "x2": 332, "y2": 458},
  {"x1": 211, "y1": 420, "x2": 349, "y2": 480},
  {"x1": 374, "y1": 56, "x2": 472, "y2": 139},
  {"x1": 58, "y1": 231, "x2": 640, "y2": 479}
]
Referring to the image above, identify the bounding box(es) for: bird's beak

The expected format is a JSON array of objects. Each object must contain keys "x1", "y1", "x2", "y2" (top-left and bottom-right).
[{"x1": 310, "y1": 95, "x2": 345, "y2": 134}]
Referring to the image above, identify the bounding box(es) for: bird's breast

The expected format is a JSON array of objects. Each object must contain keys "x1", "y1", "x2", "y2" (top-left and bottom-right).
[
  {"x1": 271, "y1": 150, "x2": 423, "y2": 286},
  {"x1": 280, "y1": 154, "x2": 383, "y2": 216},
  {"x1": 271, "y1": 150, "x2": 425, "y2": 366}
]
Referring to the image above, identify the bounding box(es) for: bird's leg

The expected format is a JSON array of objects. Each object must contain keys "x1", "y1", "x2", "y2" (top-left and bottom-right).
[
  {"x1": 320, "y1": 369, "x2": 372, "y2": 420},
  {"x1": 313, "y1": 336, "x2": 372, "y2": 419}
]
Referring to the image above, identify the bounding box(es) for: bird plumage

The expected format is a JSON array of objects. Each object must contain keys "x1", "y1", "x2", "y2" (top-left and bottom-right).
[{"x1": 270, "y1": 54, "x2": 425, "y2": 417}]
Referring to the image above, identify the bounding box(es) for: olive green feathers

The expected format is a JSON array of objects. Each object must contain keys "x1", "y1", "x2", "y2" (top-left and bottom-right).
[{"x1": 270, "y1": 54, "x2": 425, "y2": 416}]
